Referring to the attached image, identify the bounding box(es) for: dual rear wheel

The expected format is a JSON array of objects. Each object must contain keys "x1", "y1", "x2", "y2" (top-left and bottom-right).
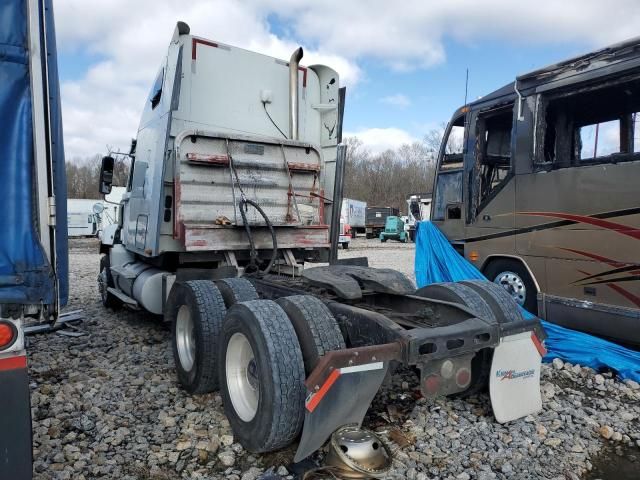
[{"x1": 165, "y1": 279, "x2": 345, "y2": 453}]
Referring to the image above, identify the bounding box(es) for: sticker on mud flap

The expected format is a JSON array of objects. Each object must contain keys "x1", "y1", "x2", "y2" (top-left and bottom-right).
[{"x1": 495, "y1": 368, "x2": 536, "y2": 381}]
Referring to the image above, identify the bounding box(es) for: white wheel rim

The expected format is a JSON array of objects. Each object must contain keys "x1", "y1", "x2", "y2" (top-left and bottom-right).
[
  {"x1": 226, "y1": 332, "x2": 259, "y2": 422},
  {"x1": 176, "y1": 305, "x2": 196, "y2": 371},
  {"x1": 494, "y1": 271, "x2": 526, "y2": 306}
]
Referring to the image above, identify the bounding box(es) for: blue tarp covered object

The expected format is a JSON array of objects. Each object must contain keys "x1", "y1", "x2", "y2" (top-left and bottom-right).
[
  {"x1": 0, "y1": 0, "x2": 68, "y2": 307},
  {"x1": 414, "y1": 221, "x2": 640, "y2": 383}
]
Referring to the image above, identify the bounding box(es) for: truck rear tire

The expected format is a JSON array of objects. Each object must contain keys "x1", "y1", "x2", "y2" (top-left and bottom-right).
[
  {"x1": 482, "y1": 260, "x2": 538, "y2": 314},
  {"x1": 215, "y1": 277, "x2": 259, "y2": 308},
  {"x1": 219, "y1": 300, "x2": 305, "y2": 452},
  {"x1": 342, "y1": 242, "x2": 349, "y2": 249},
  {"x1": 276, "y1": 295, "x2": 346, "y2": 375},
  {"x1": 460, "y1": 279, "x2": 526, "y2": 323},
  {"x1": 166, "y1": 281, "x2": 226, "y2": 394},
  {"x1": 414, "y1": 282, "x2": 497, "y2": 397},
  {"x1": 98, "y1": 254, "x2": 121, "y2": 309}
]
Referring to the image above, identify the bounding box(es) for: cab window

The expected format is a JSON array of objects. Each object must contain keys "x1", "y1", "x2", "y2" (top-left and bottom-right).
[
  {"x1": 433, "y1": 116, "x2": 465, "y2": 220},
  {"x1": 149, "y1": 68, "x2": 164, "y2": 109},
  {"x1": 441, "y1": 116, "x2": 465, "y2": 169}
]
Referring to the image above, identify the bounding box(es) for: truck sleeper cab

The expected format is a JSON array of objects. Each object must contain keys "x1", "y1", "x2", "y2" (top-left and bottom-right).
[
  {"x1": 98, "y1": 22, "x2": 545, "y2": 464},
  {"x1": 433, "y1": 37, "x2": 640, "y2": 346}
]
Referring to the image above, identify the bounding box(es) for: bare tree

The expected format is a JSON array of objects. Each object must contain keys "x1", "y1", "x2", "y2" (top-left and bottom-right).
[
  {"x1": 343, "y1": 135, "x2": 438, "y2": 214},
  {"x1": 66, "y1": 154, "x2": 130, "y2": 199}
]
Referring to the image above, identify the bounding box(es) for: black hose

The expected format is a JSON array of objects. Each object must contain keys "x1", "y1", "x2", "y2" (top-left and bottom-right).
[
  {"x1": 228, "y1": 149, "x2": 279, "y2": 275},
  {"x1": 238, "y1": 198, "x2": 278, "y2": 275}
]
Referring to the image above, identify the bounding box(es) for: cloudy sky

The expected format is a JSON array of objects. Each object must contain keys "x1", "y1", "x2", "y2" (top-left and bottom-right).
[{"x1": 53, "y1": 0, "x2": 640, "y2": 158}]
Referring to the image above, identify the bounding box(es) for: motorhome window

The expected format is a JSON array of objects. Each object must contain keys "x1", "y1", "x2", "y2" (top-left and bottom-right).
[
  {"x1": 475, "y1": 107, "x2": 513, "y2": 204},
  {"x1": 150, "y1": 69, "x2": 164, "y2": 109},
  {"x1": 540, "y1": 76, "x2": 640, "y2": 166},
  {"x1": 440, "y1": 116, "x2": 465, "y2": 170},
  {"x1": 433, "y1": 170, "x2": 463, "y2": 221}
]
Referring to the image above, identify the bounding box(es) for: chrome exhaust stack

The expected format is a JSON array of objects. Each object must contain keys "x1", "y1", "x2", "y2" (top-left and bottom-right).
[{"x1": 289, "y1": 47, "x2": 303, "y2": 140}]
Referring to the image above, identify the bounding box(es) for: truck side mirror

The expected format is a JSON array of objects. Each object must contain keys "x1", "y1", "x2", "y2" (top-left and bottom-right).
[{"x1": 99, "y1": 156, "x2": 115, "y2": 194}]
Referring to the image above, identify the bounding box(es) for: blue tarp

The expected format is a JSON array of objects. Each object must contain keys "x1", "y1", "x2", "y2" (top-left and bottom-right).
[
  {"x1": 0, "y1": 0, "x2": 67, "y2": 307},
  {"x1": 414, "y1": 221, "x2": 640, "y2": 382}
]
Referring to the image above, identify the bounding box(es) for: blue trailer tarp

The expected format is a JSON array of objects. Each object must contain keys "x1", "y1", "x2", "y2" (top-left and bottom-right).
[
  {"x1": 414, "y1": 221, "x2": 640, "y2": 383},
  {"x1": 0, "y1": 0, "x2": 67, "y2": 307}
]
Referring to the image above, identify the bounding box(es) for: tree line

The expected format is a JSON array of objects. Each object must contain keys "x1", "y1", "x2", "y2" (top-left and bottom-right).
[
  {"x1": 343, "y1": 133, "x2": 441, "y2": 214},
  {"x1": 66, "y1": 154, "x2": 130, "y2": 199},
  {"x1": 66, "y1": 128, "x2": 446, "y2": 213}
]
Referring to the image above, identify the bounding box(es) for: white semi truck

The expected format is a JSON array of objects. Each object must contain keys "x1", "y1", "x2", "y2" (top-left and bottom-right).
[{"x1": 98, "y1": 22, "x2": 546, "y2": 463}]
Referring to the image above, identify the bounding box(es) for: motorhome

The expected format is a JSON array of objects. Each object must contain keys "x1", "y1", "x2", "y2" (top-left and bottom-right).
[{"x1": 433, "y1": 38, "x2": 640, "y2": 346}]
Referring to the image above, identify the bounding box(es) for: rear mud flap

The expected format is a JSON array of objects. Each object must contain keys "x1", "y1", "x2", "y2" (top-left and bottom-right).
[
  {"x1": 489, "y1": 331, "x2": 545, "y2": 423},
  {"x1": 294, "y1": 362, "x2": 389, "y2": 462}
]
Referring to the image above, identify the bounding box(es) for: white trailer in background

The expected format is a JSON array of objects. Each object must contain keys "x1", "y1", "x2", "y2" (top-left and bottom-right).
[
  {"x1": 67, "y1": 199, "x2": 100, "y2": 237},
  {"x1": 340, "y1": 198, "x2": 366, "y2": 236}
]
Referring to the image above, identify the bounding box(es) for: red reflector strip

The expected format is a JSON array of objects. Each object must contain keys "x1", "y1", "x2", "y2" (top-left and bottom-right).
[
  {"x1": 531, "y1": 332, "x2": 547, "y2": 357},
  {"x1": 185, "y1": 153, "x2": 230, "y2": 166},
  {"x1": 0, "y1": 355, "x2": 27, "y2": 372},
  {"x1": 192, "y1": 38, "x2": 219, "y2": 60},
  {"x1": 299, "y1": 66, "x2": 307, "y2": 88},
  {"x1": 305, "y1": 369, "x2": 341, "y2": 413}
]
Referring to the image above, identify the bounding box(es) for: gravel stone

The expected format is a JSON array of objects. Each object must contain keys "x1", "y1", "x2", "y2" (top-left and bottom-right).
[{"x1": 26, "y1": 238, "x2": 640, "y2": 479}]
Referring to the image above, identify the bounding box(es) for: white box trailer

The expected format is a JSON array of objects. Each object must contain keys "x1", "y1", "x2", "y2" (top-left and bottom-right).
[{"x1": 340, "y1": 198, "x2": 366, "y2": 236}]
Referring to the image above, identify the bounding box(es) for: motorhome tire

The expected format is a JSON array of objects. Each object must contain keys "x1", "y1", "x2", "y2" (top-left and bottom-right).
[
  {"x1": 99, "y1": 254, "x2": 121, "y2": 309},
  {"x1": 219, "y1": 300, "x2": 305, "y2": 452},
  {"x1": 276, "y1": 295, "x2": 346, "y2": 375},
  {"x1": 215, "y1": 277, "x2": 259, "y2": 308},
  {"x1": 167, "y1": 281, "x2": 226, "y2": 393},
  {"x1": 482, "y1": 260, "x2": 538, "y2": 314},
  {"x1": 414, "y1": 282, "x2": 497, "y2": 397}
]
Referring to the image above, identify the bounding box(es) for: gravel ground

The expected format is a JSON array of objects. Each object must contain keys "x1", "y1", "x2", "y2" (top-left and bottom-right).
[{"x1": 27, "y1": 238, "x2": 639, "y2": 479}]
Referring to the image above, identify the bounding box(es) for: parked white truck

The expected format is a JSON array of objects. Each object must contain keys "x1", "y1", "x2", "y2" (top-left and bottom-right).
[
  {"x1": 67, "y1": 199, "x2": 100, "y2": 237},
  {"x1": 407, "y1": 193, "x2": 432, "y2": 242},
  {"x1": 97, "y1": 22, "x2": 546, "y2": 464}
]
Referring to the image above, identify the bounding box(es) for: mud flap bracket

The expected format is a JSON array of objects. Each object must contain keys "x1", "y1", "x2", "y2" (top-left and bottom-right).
[{"x1": 294, "y1": 342, "x2": 402, "y2": 462}]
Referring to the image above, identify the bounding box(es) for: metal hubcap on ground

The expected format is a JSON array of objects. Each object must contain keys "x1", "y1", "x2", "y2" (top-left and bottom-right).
[
  {"x1": 176, "y1": 305, "x2": 196, "y2": 371},
  {"x1": 226, "y1": 332, "x2": 259, "y2": 422},
  {"x1": 494, "y1": 271, "x2": 526, "y2": 306}
]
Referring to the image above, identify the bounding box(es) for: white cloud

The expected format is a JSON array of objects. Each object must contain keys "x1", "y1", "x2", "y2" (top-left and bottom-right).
[
  {"x1": 259, "y1": 0, "x2": 640, "y2": 70},
  {"x1": 381, "y1": 94, "x2": 411, "y2": 108},
  {"x1": 54, "y1": 0, "x2": 640, "y2": 158},
  {"x1": 345, "y1": 128, "x2": 417, "y2": 154},
  {"x1": 54, "y1": 0, "x2": 361, "y2": 158}
]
